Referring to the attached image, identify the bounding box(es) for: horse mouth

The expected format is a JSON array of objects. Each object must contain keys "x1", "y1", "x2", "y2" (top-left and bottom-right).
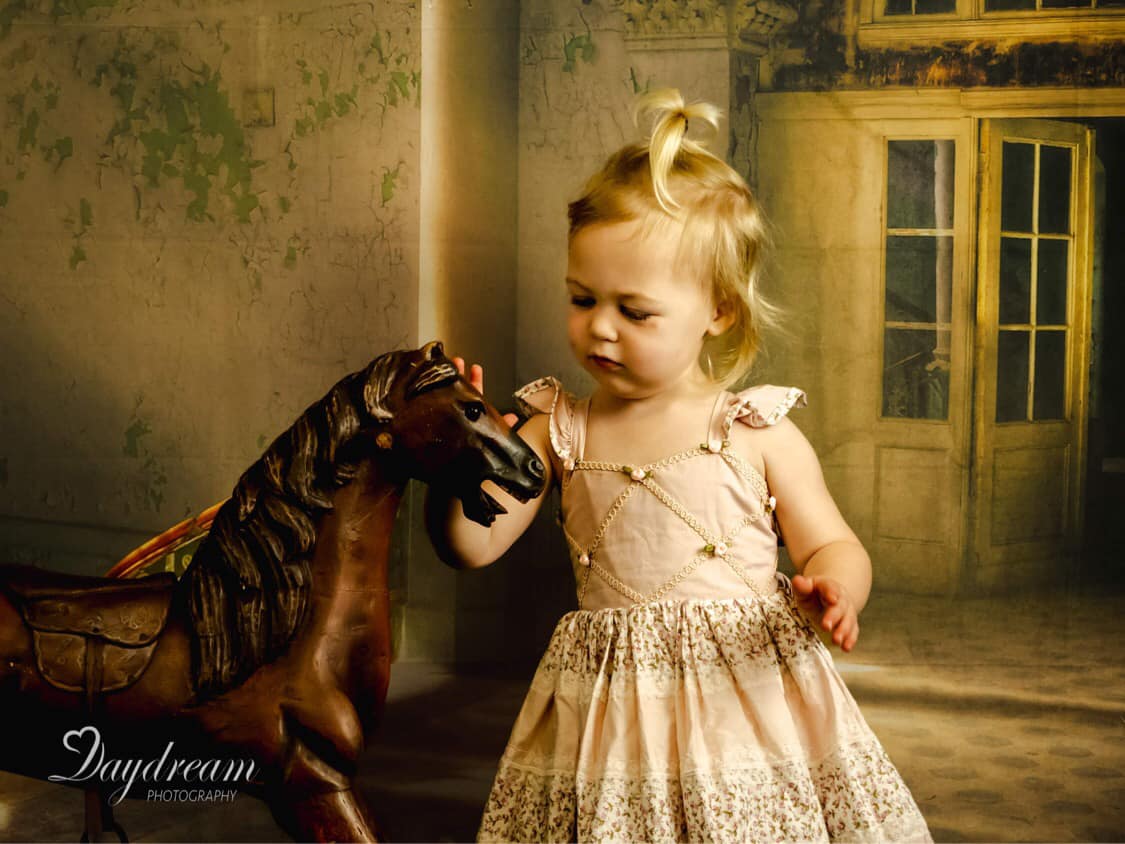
[{"x1": 462, "y1": 474, "x2": 536, "y2": 527}]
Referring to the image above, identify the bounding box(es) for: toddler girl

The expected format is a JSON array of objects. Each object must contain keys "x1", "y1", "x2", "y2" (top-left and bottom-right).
[{"x1": 432, "y1": 89, "x2": 931, "y2": 842}]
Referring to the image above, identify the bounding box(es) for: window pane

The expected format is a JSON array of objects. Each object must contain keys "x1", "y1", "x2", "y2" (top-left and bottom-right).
[
  {"x1": 999, "y1": 237, "x2": 1032, "y2": 324},
  {"x1": 885, "y1": 0, "x2": 913, "y2": 13},
  {"x1": 1038, "y1": 145, "x2": 1072, "y2": 234},
  {"x1": 1037, "y1": 239, "x2": 1069, "y2": 325},
  {"x1": 885, "y1": 236, "x2": 953, "y2": 323},
  {"x1": 1042, "y1": 0, "x2": 1088, "y2": 7},
  {"x1": 996, "y1": 330, "x2": 1030, "y2": 422},
  {"x1": 915, "y1": 0, "x2": 956, "y2": 11},
  {"x1": 887, "y1": 140, "x2": 954, "y2": 230},
  {"x1": 1002, "y1": 142, "x2": 1034, "y2": 233},
  {"x1": 986, "y1": 0, "x2": 1035, "y2": 9},
  {"x1": 1034, "y1": 331, "x2": 1067, "y2": 420},
  {"x1": 883, "y1": 328, "x2": 950, "y2": 420}
]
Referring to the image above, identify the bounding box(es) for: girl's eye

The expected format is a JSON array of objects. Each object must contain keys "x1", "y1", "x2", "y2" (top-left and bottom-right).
[
  {"x1": 621, "y1": 306, "x2": 652, "y2": 322},
  {"x1": 464, "y1": 402, "x2": 485, "y2": 422},
  {"x1": 569, "y1": 296, "x2": 595, "y2": 309}
]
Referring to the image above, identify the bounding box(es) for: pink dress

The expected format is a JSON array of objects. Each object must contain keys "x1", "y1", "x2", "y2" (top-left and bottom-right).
[{"x1": 478, "y1": 378, "x2": 932, "y2": 843}]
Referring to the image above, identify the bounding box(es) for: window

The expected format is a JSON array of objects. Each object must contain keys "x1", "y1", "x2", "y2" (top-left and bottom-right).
[
  {"x1": 885, "y1": 0, "x2": 956, "y2": 13},
  {"x1": 985, "y1": 0, "x2": 1124, "y2": 8},
  {"x1": 885, "y1": 0, "x2": 1122, "y2": 10},
  {"x1": 861, "y1": 0, "x2": 1125, "y2": 41},
  {"x1": 881, "y1": 140, "x2": 955, "y2": 420},
  {"x1": 994, "y1": 140, "x2": 1073, "y2": 423}
]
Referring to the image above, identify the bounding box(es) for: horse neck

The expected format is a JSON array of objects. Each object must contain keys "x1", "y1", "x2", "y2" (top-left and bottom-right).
[{"x1": 308, "y1": 455, "x2": 404, "y2": 600}]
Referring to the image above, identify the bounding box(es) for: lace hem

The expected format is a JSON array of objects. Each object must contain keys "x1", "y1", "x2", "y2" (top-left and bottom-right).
[{"x1": 479, "y1": 738, "x2": 932, "y2": 843}]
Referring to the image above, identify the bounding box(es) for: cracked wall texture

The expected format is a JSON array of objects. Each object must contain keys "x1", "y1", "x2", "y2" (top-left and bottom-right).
[{"x1": 0, "y1": 0, "x2": 420, "y2": 573}]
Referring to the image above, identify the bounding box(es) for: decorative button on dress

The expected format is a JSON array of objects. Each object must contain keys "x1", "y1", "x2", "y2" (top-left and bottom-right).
[{"x1": 478, "y1": 378, "x2": 932, "y2": 843}]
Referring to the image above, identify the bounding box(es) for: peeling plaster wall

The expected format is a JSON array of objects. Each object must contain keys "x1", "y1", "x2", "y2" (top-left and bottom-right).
[{"x1": 0, "y1": 0, "x2": 421, "y2": 574}]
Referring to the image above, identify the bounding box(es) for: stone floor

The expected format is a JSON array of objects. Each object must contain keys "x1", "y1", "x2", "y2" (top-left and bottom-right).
[{"x1": 1, "y1": 585, "x2": 1123, "y2": 843}]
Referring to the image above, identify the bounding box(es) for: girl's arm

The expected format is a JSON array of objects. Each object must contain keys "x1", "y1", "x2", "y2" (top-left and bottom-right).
[
  {"x1": 749, "y1": 417, "x2": 872, "y2": 651},
  {"x1": 424, "y1": 362, "x2": 556, "y2": 570}
]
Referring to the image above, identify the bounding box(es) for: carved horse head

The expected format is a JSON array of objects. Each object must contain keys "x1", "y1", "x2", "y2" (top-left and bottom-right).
[
  {"x1": 370, "y1": 341, "x2": 545, "y2": 524},
  {"x1": 184, "y1": 341, "x2": 545, "y2": 697}
]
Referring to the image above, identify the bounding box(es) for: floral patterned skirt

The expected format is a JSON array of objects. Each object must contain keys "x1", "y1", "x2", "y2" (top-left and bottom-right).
[{"x1": 478, "y1": 576, "x2": 931, "y2": 843}]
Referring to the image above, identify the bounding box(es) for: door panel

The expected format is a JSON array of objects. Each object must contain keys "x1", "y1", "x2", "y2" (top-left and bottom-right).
[
  {"x1": 868, "y1": 123, "x2": 976, "y2": 594},
  {"x1": 972, "y1": 118, "x2": 1093, "y2": 589}
]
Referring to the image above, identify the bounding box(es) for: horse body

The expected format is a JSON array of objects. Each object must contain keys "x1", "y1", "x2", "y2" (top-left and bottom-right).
[{"x1": 0, "y1": 343, "x2": 544, "y2": 842}]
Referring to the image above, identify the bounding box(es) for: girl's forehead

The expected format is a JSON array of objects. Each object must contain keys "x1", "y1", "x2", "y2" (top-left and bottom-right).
[{"x1": 568, "y1": 220, "x2": 709, "y2": 299}]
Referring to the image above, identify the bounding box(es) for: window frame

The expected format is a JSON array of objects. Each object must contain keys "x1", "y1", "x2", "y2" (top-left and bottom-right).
[{"x1": 858, "y1": 0, "x2": 1125, "y2": 44}]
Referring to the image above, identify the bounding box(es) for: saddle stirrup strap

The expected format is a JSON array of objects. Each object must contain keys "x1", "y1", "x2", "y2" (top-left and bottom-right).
[{"x1": 81, "y1": 640, "x2": 128, "y2": 843}]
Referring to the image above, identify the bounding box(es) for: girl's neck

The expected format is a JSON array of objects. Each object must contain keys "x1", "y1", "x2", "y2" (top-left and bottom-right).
[{"x1": 583, "y1": 385, "x2": 728, "y2": 465}]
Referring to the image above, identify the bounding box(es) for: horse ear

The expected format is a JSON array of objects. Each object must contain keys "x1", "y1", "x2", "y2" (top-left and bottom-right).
[{"x1": 423, "y1": 340, "x2": 444, "y2": 360}]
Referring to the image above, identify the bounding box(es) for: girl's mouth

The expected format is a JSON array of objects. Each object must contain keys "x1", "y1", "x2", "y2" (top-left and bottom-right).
[{"x1": 589, "y1": 355, "x2": 623, "y2": 371}]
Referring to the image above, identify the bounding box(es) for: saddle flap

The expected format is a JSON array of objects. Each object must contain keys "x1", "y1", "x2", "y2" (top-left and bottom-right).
[
  {"x1": 2, "y1": 565, "x2": 175, "y2": 646},
  {"x1": 33, "y1": 631, "x2": 159, "y2": 693}
]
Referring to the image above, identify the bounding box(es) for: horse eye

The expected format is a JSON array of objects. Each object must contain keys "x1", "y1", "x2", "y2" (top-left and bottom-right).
[{"x1": 464, "y1": 402, "x2": 485, "y2": 422}]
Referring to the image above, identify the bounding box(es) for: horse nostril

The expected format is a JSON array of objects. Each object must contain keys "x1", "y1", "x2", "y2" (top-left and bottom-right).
[{"x1": 526, "y1": 456, "x2": 545, "y2": 481}]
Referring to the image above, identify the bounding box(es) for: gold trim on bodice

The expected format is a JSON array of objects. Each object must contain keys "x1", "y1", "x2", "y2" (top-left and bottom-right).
[{"x1": 562, "y1": 439, "x2": 777, "y2": 608}]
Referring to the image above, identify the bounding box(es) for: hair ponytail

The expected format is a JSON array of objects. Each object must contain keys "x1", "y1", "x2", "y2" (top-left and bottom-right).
[{"x1": 633, "y1": 89, "x2": 722, "y2": 214}]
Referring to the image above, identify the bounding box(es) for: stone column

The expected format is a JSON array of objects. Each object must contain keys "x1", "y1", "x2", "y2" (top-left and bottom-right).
[{"x1": 403, "y1": 0, "x2": 521, "y2": 662}]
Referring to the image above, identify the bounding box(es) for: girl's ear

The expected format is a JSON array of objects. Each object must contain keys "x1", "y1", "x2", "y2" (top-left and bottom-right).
[{"x1": 706, "y1": 298, "x2": 736, "y2": 337}]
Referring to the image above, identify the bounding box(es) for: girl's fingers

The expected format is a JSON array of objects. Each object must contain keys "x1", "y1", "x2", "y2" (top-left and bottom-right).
[
  {"x1": 503, "y1": 413, "x2": 519, "y2": 427},
  {"x1": 815, "y1": 580, "x2": 839, "y2": 606},
  {"x1": 822, "y1": 599, "x2": 855, "y2": 634},
  {"x1": 821, "y1": 604, "x2": 842, "y2": 631},
  {"x1": 832, "y1": 610, "x2": 858, "y2": 649},
  {"x1": 451, "y1": 357, "x2": 486, "y2": 393}
]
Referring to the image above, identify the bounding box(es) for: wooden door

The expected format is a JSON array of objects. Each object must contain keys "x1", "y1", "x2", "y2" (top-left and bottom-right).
[
  {"x1": 971, "y1": 118, "x2": 1094, "y2": 589},
  {"x1": 867, "y1": 122, "x2": 977, "y2": 595}
]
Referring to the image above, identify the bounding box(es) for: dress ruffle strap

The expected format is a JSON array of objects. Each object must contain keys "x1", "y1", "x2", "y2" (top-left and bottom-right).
[
  {"x1": 722, "y1": 385, "x2": 807, "y2": 438},
  {"x1": 514, "y1": 376, "x2": 576, "y2": 465}
]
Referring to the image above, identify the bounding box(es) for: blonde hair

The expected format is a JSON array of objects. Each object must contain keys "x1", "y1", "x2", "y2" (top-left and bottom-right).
[{"x1": 568, "y1": 89, "x2": 779, "y2": 387}]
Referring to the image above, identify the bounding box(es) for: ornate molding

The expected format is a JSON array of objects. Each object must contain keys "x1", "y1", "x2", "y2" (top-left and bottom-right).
[{"x1": 623, "y1": 0, "x2": 799, "y2": 54}]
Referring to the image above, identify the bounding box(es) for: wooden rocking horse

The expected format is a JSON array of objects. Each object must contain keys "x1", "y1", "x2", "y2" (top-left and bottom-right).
[{"x1": 0, "y1": 342, "x2": 546, "y2": 841}]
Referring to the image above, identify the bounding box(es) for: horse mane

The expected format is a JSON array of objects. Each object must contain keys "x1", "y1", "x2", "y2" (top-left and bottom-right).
[{"x1": 181, "y1": 350, "x2": 409, "y2": 698}]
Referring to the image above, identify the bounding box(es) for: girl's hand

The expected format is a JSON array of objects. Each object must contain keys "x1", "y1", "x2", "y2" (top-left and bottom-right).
[
  {"x1": 451, "y1": 357, "x2": 518, "y2": 427},
  {"x1": 791, "y1": 574, "x2": 859, "y2": 652}
]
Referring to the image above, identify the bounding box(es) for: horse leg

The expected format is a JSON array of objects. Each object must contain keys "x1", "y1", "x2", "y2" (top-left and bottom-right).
[
  {"x1": 266, "y1": 735, "x2": 382, "y2": 843},
  {"x1": 0, "y1": 589, "x2": 30, "y2": 691},
  {"x1": 269, "y1": 787, "x2": 382, "y2": 843},
  {"x1": 80, "y1": 789, "x2": 128, "y2": 843}
]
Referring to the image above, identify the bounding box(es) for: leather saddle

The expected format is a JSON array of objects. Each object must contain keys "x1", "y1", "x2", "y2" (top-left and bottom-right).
[{"x1": 0, "y1": 564, "x2": 176, "y2": 695}]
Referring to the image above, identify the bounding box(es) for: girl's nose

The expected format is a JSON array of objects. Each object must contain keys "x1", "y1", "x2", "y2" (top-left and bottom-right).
[{"x1": 588, "y1": 307, "x2": 617, "y2": 341}]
